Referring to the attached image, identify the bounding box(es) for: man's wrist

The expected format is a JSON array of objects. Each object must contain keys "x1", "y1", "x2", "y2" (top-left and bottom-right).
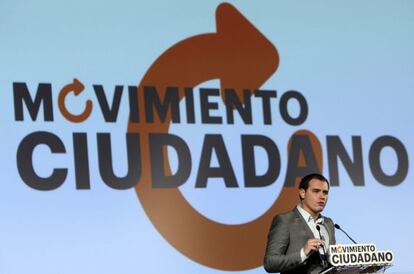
[{"x1": 300, "y1": 248, "x2": 308, "y2": 262}]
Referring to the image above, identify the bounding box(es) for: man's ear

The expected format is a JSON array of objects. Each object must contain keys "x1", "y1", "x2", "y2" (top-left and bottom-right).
[{"x1": 299, "y1": 189, "x2": 306, "y2": 200}]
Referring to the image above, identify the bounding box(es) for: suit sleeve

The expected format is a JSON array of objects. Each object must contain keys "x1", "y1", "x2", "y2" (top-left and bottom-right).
[{"x1": 263, "y1": 215, "x2": 304, "y2": 273}]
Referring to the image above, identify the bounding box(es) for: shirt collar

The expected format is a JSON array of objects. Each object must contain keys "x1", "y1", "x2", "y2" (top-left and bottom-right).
[{"x1": 296, "y1": 204, "x2": 325, "y2": 224}]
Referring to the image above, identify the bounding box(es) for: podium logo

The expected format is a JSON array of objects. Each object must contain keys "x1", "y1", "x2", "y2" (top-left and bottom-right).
[{"x1": 329, "y1": 244, "x2": 394, "y2": 267}]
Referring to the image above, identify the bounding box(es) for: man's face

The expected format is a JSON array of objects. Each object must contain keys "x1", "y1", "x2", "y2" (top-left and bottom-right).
[{"x1": 299, "y1": 179, "x2": 329, "y2": 217}]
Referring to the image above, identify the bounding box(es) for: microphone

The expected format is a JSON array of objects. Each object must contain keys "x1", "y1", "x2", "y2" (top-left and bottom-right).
[
  {"x1": 316, "y1": 225, "x2": 328, "y2": 268},
  {"x1": 334, "y1": 223, "x2": 357, "y2": 244}
]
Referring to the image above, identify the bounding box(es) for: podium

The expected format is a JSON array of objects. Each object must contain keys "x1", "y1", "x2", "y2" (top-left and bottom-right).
[{"x1": 319, "y1": 243, "x2": 393, "y2": 274}]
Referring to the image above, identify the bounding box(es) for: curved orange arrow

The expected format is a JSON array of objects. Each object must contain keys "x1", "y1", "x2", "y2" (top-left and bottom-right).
[
  {"x1": 58, "y1": 78, "x2": 92, "y2": 123},
  {"x1": 128, "y1": 3, "x2": 321, "y2": 270}
]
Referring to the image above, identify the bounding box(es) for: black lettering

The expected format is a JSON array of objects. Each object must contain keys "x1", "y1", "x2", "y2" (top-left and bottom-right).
[
  {"x1": 343, "y1": 254, "x2": 350, "y2": 264},
  {"x1": 357, "y1": 253, "x2": 363, "y2": 263},
  {"x1": 332, "y1": 254, "x2": 339, "y2": 265},
  {"x1": 350, "y1": 253, "x2": 357, "y2": 263},
  {"x1": 242, "y1": 135, "x2": 280, "y2": 187},
  {"x1": 73, "y1": 133, "x2": 90, "y2": 189},
  {"x1": 225, "y1": 89, "x2": 252, "y2": 124},
  {"x1": 284, "y1": 134, "x2": 321, "y2": 186},
  {"x1": 385, "y1": 252, "x2": 393, "y2": 261},
  {"x1": 94, "y1": 85, "x2": 123, "y2": 122},
  {"x1": 17, "y1": 131, "x2": 66, "y2": 190},
  {"x1": 254, "y1": 89, "x2": 277, "y2": 125},
  {"x1": 184, "y1": 87, "x2": 195, "y2": 123},
  {"x1": 279, "y1": 90, "x2": 307, "y2": 126},
  {"x1": 13, "y1": 82, "x2": 53, "y2": 121},
  {"x1": 149, "y1": 133, "x2": 191, "y2": 188},
  {"x1": 195, "y1": 135, "x2": 238, "y2": 188},
  {"x1": 97, "y1": 133, "x2": 141, "y2": 189},
  {"x1": 128, "y1": 86, "x2": 140, "y2": 123},
  {"x1": 369, "y1": 135, "x2": 408, "y2": 186},
  {"x1": 144, "y1": 86, "x2": 180, "y2": 123},
  {"x1": 371, "y1": 252, "x2": 378, "y2": 262},
  {"x1": 200, "y1": 88, "x2": 222, "y2": 124},
  {"x1": 327, "y1": 136, "x2": 364, "y2": 186}
]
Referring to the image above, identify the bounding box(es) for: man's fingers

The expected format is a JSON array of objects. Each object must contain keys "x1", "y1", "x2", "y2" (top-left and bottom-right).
[
  {"x1": 304, "y1": 238, "x2": 326, "y2": 255},
  {"x1": 312, "y1": 239, "x2": 325, "y2": 249}
]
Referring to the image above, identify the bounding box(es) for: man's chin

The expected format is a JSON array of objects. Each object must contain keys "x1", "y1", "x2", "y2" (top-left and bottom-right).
[{"x1": 314, "y1": 206, "x2": 325, "y2": 212}]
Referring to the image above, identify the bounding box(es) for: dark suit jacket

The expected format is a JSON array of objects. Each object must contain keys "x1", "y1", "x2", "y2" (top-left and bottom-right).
[{"x1": 264, "y1": 207, "x2": 336, "y2": 274}]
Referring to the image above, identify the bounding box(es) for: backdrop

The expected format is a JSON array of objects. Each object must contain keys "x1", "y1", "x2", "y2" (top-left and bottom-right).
[{"x1": 1, "y1": 1, "x2": 413, "y2": 273}]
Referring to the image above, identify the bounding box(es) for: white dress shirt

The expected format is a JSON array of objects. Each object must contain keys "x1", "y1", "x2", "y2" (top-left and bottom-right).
[{"x1": 296, "y1": 204, "x2": 330, "y2": 261}]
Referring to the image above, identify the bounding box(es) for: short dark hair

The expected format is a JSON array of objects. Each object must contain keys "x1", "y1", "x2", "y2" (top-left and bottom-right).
[{"x1": 298, "y1": 173, "x2": 330, "y2": 191}]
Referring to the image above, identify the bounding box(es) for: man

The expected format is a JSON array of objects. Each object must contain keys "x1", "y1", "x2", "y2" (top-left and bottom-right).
[{"x1": 264, "y1": 173, "x2": 336, "y2": 274}]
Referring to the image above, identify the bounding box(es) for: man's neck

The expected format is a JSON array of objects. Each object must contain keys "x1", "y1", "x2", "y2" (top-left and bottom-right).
[{"x1": 299, "y1": 203, "x2": 320, "y2": 221}]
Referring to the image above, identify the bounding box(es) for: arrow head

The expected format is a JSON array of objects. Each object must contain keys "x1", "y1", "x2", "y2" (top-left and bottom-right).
[
  {"x1": 72, "y1": 78, "x2": 85, "y2": 95},
  {"x1": 215, "y1": 3, "x2": 279, "y2": 90}
]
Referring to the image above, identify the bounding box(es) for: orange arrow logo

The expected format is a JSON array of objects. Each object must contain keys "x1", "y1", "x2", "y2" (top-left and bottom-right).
[
  {"x1": 58, "y1": 78, "x2": 92, "y2": 123},
  {"x1": 128, "y1": 3, "x2": 321, "y2": 270}
]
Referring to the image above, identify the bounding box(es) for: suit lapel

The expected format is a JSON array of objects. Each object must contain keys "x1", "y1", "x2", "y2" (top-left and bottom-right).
[
  {"x1": 293, "y1": 207, "x2": 314, "y2": 239},
  {"x1": 317, "y1": 213, "x2": 335, "y2": 245},
  {"x1": 324, "y1": 219, "x2": 335, "y2": 245}
]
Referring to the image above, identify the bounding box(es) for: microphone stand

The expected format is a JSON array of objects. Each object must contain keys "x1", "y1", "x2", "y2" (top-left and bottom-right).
[{"x1": 316, "y1": 225, "x2": 329, "y2": 269}]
